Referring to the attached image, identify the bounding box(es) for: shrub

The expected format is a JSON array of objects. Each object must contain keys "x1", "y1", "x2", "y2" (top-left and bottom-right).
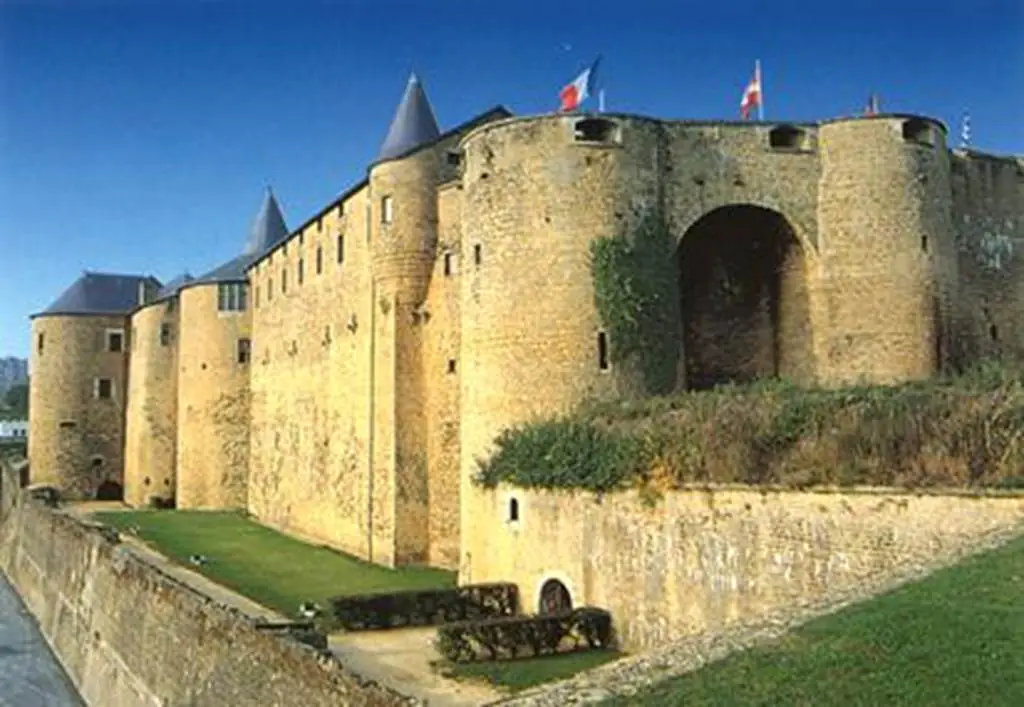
[
  {"x1": 329, "y1": 583, "x2": 518, "y2": 631},
  {"x1": 435, "y1": 607, "x2": 614, "y2": 663},
  {"x1": 476, "y1": 364, "x2": 1024, "y2": 492}
]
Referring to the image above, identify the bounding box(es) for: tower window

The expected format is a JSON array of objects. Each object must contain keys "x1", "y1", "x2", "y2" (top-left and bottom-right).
[
  {"x1": 447, "y1": 358, "x2": 457, "y2": 374},
  {"x1": 298, "y1": 258, "x2": 304, "y2": 285},
  {"x1": 268, "y1": 278, "x2": 274, "y2": 300},
  {"x1": 473, "y1": 244, "x2": 482, "y2": 266},
  {"x1": 597, "y1": 331, "x2": 609, "y2": 370},
  {"x1": 237, "y1": 338, "x2": 251, "y2": 364},
  {"x1": 921, "y1": 235, "x2": 929, "y2": 252},
  {"x1": 37, "y1": 332, "x2": 44, "y2": 354},
  {"x1": 281, "y1": 268, "x2": 288, "y2": 294},
  {"x1": 508, "y1": 497, "x2": 519, "y2": 522},
  {"x1": 217, "y1": 283, "x2": 247, "y2": 311},
  {"x1": 337, "y1": 234, "x2": 345, "y2": 264},
  {"x1": 381, "y1": 196, "x2": 394, "y2": 224},
  {"x1": 902, "y1": 118, "x2": 934, "y2": 146},
  {"x1": 95, "y1": 378, "x2": 113, "y2": 400},
  {"x1": 316, "y1": 246, "x2": 323, "y2": 274},
  {"x1": 444, "y1": 252, "x2": 453, "y2": 276},
  {"x1": 990, "y1": 324, "x2": 999, "y2": 342},
  {"x1": 106, "y1": 330, "x2": 124, "y2": 353},
  {"x1": 160, "y1": 323, "x2": 171, "y2": 346},
  {"x1": 254, "y1": 286, "x2": 260, "y2": 308}
]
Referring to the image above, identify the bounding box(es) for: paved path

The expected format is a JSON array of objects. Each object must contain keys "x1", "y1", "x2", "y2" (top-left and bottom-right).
[
  {"x1": 72, "y1": 503, "x2": 503, "y2": 707},
  {"x1": 0, "y1": 572, "x2": 84, "y2": 707}
]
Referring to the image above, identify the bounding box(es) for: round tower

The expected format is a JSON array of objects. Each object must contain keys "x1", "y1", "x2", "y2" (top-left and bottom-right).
[
  {"x1": 123, "y1": 274, "x2": 192, "y2": 508},
  {"x1": 28, "y1": 272, "x2": 158, "y2": 499},
  {"x1": 175, "y1": 190, "x2": 288, "y2": 509},
  {"x1": 365, "y1": 73, "x2": 443, "y2": 566},
  {"x1": 456, "y1": 114, "x2": 667, "y2": 576},
  {"x1": 817, "y1": 115, "x2": 955, "y2": 384}
]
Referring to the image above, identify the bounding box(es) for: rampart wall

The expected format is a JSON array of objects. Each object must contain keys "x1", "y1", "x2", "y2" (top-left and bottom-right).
[
  {"x1": 0, "y1": 483, "x2": 411, "y2": 707},
  {"x1": 466, "y1": 485, "x2": 1024, "y2": 653}
]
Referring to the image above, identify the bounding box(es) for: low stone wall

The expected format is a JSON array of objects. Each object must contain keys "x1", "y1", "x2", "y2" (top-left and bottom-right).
[
  {"x1": 468, "y1": 485, "x2": 1024, "y2": 652},
  {"x1": 0, "y1": 487, "x2": 414, "y2": 707}
]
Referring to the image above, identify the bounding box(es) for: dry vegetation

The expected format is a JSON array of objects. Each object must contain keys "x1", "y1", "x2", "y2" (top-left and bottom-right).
[{"x1": 476, "y1": 362, "x2": 1024, "y2": 493}]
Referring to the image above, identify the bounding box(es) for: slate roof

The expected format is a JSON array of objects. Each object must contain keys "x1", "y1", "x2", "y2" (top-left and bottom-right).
[
  {"x1": 376, "y1": 73, "x2": 441, "y2": 163},
  {"x1": 192, "y1": 189, "x2": 289, "y2": 285},
  {"x1": 155, "y1": 272, "x2": 195, "y2": 300},
  {"x1": 32, "y1": 272, "x2": 163, "y2": 318}
]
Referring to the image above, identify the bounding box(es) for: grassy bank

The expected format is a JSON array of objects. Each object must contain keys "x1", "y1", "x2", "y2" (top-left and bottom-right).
[
  {"x1": 94, "y1": 510, "x2": 455, "y2": 623},
  {"x1": 478, "y1": 363, "x2": 1024, "y2": 493},
  {"x1": 443, "y1": 649, "x2": 624, "y2": 693},
  {"x1": 601, "y1": 533, "x2": 1024, "y2": 706}
]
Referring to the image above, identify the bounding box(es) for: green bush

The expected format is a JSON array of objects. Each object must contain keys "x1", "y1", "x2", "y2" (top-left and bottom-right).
[
  {"x1": 435, "y1": 607, "x2": 614, "y2": 663},
  {"x1": 328, "y1": 583, "x2": 518, "y2": 631},
  {"x1": 476, "y1": 364, "x2": 1024, "y2": 492}
]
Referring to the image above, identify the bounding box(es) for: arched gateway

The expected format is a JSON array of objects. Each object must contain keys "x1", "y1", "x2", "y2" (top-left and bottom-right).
[{"x1": 678, "y1": 204, "x2": 813, "y2": 389}]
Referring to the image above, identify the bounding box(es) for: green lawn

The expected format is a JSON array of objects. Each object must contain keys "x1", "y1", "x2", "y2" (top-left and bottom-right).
[
  {"x1": 603, "y1": 535, "x2": 1024, "y2": 706},
  {"x1": 93, "y1": 510, "x2": 455, "y2": 623},
  {"x1": 443, "y1": 649, "x2": 624, "y2": 693}
]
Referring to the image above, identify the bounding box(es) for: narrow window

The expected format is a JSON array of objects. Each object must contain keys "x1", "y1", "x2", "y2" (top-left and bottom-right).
[
  {"x1": 473, "y1": 244, "x2": 482, "y2": 265},
  {"x1": 37, "y1": 332, "x2": 44, "y2": 355},
  {"x1": 316, "y1": 246, "x2": 323, "y2": 274},
  {"x1": 281, "y1": 268, "x2": 287, "y2": 294},
  {"x1": 106, "y1": 330, "x2": 124, "y2": 353},
  {"x1": 160, "y1": 323, "x2": 171, "y2": 346},
  {"x1": 447, "y1": 358, "x2": 457, "y2": 374},
  {"x1": 298, "y1": 258, "x2": 304, "y2": 285},
  {"x1": 921, "y1": 235, "x2": 929, "y2": 252},
  {"x1": 254, "y1": 285, "x2": 260, "y2": 308},
  {"x1": 95, "y1": 378, "x2": 113, "y2": 400},
  {"x1": 508, "y1": 498, "x2": 519, "y2": 522},
  {"x1": 218, "y1": 283, "x2": 229, "y2": 311},
  {"x1": 597, "y1": 331, "x2": 609, "y2": 370},
  {"x1": 238, "y1": 283, "x2": 248, "y2": 311},
  {"x1": 381, "y1": 196, "x2": 393, "y2": 224},
  {"x1": 317, "y1": 218, "x2": 323, "y2": 233},
  {"x1": 268, "y1": 278, "x2": 274, "y2": 300},
  {"x1": 237, "y1": 338, "x2": 251, "y2": 364},
  {"x1": 444, "y1": 252, "x2": 453, "y2": 276},
  {"x1": 990, "y1": 324, "x2": 999, "y2": 342},
  {"x1": 337, "y1": 234, "x2": 345, "y2": 264},
  {"x1": 298, "y1": 231, "x2": 304, "y2": 246}
]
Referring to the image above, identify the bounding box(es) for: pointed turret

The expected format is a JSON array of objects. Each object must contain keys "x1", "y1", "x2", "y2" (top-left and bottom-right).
[
  {"x1": 195, "y1": 188, "x2": 290, "y2": 284},
  {"x1": 242, "y1": 187, "x2": 289, "y2": 256},
  {"x1": 376, "y1": 73, "x2": 441, "y2": 163}
]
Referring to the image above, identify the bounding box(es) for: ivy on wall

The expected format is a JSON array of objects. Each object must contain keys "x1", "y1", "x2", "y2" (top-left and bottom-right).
[{"x1": 590, "y1": 211, "x2": 682, "y2": 395}]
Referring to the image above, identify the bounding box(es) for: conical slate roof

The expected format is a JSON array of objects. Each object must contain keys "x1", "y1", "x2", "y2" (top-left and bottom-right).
[
  {"x1": 33, "y1": 272, "x2": 162, "y2": 318},
  {"x1": 376, "y1": 73, "x2": 441, "y2": 163},
  {"x1": 194, "y1": 189, "x2": 290, "y2": 285}
]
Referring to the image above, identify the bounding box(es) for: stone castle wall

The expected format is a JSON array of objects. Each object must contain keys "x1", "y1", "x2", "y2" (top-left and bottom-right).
[
  {"x1": 175, "y1": 284, "x2": 251, "y2": 509},
  {"x1": 124, "y1": 299, "x2": 179, "y2": 507},
  {"x1": 466, "y1": 485, "x2": 1024, "y2": 652},
  {"x1": 0, "y1": 483, "x2": 410, "y2": 707},
  {"x1": 28, "y1": 315, "x2": 130, "y2": 498}
]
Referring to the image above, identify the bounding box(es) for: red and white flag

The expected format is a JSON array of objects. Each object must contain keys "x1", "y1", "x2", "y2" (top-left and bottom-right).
[
  {"x1": 559, "y1": 56, "x2": 601, "y2": 112},
  {"x1": 740, "y1": 61, "x2": 762, "y2": 120}
]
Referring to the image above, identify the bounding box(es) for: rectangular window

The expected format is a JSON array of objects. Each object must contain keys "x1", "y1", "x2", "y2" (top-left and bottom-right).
[
  {"x1": 474, "y1": 243, "x2": 482, "y2": 266},
  {"x1": 37, "y1": 332, "x2": 44, "y2": 355},
  {"x1": 95, "y1": 378, "x2": 113, "y2": 400},
  {"x1": 381, "y1": 195, "x2": 393, "y2": 224},
  {"x1": 237, "y1": 338, "x2": 251, "y2": 364},
  {"x1": 298, "y1": 258, "x2": 304, "y2": 285},
  {"x1": 598, "y1": 331, "x2": 609, "y2": 371},
  {"x1": 254, "y1": 285, "x2": 260, "y2": 308},
  {"x1": 281, "y1": 268, "x2": 288, "y2": 294},
  {"x1": 316, "y1": 246, "x2": 323, "y2": 274},
  {"x1": 443, "y1": 252, "x2": 453, "y2": 276},
  {"x1": 268, "y1": 278, "x2": 273, "y2": 300},
  {"x1": 160, "y1": 323, "x2": 171, "y2": 346},
  {"x1": 106, "y1": 330, "x2": 124, "y2": 353},
  {"x1": 217, "y1": 283, "x2": 248, "y2": 312},
  {"x1": 337, "y1": 234, "x2": 345, "y2": 264}
]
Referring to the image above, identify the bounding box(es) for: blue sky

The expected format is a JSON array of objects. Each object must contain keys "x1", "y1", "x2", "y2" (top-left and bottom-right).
[{"x1": 0, "y1": 0, "x2": 1021, "y2": 358}]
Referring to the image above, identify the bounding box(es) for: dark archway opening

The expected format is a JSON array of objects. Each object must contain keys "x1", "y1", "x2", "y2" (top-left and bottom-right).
[
  {"x1": 96, "y1": 480, "x2": 123, "y2": 501},
  {"x1": 678, "y1": 205, "x2": 812, "y2": 390},
  {"x1": 538, "y1": 579, "x2": 573, "y2": 616}
]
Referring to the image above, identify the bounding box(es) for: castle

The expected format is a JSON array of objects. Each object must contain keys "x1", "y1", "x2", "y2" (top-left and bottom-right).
[{"x1": 27, "y1": 74, "x2": 1024, "y2": 573}]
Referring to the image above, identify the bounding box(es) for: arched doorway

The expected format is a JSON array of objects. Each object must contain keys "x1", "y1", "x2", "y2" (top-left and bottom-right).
[
  {"x1": 678, "y1": 205, "x2": 811, "y2": 389},
  {"x1": 96, "y1": 480, "x2": 123, "y2": 501},
  {"x1": 538, "y1": 579, "x2": 573, "y2": 616}
]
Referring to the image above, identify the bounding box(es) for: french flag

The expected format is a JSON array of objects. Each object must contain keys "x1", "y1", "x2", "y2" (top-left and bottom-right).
[{"x1": 559, "y1": 56, "x2": 601, "y2": 112}]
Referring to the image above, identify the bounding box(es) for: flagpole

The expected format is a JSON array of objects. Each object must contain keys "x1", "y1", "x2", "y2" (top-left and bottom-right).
[{"x1": 756, "y1": 60, "x2": 764, "y2": 121}]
